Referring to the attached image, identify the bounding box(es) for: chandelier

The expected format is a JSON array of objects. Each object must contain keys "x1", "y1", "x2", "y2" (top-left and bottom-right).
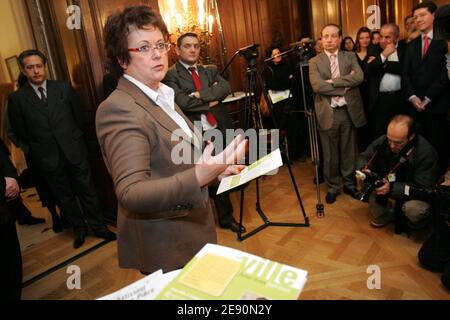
[{"x1": 159, "y1": 0, "x2": 216, "y2": 64}]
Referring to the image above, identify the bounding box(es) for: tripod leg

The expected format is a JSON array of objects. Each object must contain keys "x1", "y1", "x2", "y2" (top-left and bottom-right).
[
  {"x1": 238, "y1": 187, "x2": 245, "y2": 241},
  {"x1": 235, "y1": 66, "x2": 310, "y2": 242}
]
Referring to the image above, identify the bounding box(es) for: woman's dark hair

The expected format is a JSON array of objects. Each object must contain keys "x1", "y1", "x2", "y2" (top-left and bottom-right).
[
  {"x1": 371, "y1": 30, "x2": 381, "y2": 41},
  {"x1": 354, "y1": 27, "x2": 371, "y2": 52},
  {"x1": 103, "y1": 5, "x2": 169, "y2": 77},
  {"x1": 265, "y1": 44, "x2": 281, "y2": 59},
  {"x1": 341, "y1": 36, "x2": 355, "y2": 51},
  {"x1": 18, "y1": 49, "x2": 47, "y2": 68}
]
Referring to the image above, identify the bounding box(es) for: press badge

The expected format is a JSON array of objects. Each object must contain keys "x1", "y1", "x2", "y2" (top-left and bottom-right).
[{"x1": 387, "y1": 173, "x2": 396, "y2": 182}]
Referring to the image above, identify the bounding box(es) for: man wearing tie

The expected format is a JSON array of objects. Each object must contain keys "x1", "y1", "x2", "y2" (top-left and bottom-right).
[
  {"x1": 7, "y1": 50, "x2": 115, "y2": 248},
  {"x1": 309, "y1": 24, "x2": 366, "y2": 204},
  {"x1": 163, "y1": 33, "x2": 244, "y2": 233},
  {"x1": 402, "y1": 1, "x2": 450, "y2": 173}
]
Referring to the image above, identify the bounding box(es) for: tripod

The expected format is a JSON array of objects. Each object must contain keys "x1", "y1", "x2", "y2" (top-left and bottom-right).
[
  {"x1": 297, "y1": 59, "x2": 325, "y2": 218},
  {"x1": 236, "y1": 48, "x2": 310, "y2": 241}
]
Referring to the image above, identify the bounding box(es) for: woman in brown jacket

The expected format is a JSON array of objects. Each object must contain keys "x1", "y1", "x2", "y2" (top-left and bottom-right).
[{"x1": 96, "y1": 6, "x2": 246, "y2": 274}]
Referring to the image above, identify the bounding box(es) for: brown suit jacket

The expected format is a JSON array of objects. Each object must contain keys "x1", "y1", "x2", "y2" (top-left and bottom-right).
[
  {"x1": 95, "y1": 77, "x2": 216, "y2": 273},
  {"x1": 309, "y1": 51, "x2": 366, "y2": 130}
]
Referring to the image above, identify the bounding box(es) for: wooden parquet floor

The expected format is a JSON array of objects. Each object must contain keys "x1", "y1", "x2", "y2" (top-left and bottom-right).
[
  {"x1": 17, "y1": 189, "x2": 104, "y2": 283},
  {"x1": 21, "y1": 161, "x2": 450, "y2": 300}
]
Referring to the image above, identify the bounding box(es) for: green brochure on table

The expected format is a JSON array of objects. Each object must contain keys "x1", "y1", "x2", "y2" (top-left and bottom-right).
[{"x1": 156, "y1": 243, "x2": 308, "y2": 300}]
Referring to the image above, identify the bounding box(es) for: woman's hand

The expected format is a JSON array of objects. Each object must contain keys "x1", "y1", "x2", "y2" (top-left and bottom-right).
[
  {"x1": 218, "y1": 165, "x2": 246, "y2": 181},
  {"x1": 195, "y1": 134, "x2": 248, "y2": 187}
]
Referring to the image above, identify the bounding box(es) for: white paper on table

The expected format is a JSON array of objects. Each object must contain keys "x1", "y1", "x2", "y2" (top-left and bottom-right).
[
  {"x1": 268, "y1": 89, "x2": 291, "y2": 104},
  {"x1": 97, "y1": 270, "x2": 164, "y2": 300},
  {"x1": 217, "y1": 148, "x2": 283, "y2": 195}
]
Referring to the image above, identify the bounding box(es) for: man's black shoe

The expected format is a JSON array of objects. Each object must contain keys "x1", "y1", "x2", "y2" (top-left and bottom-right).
[
  {"x1": 73, "y1": 231, "x2": 87, "y2": 249},
  {"x1": 94, "y1": 229, "x2": 117, "y2": 241},
  {"x1": 220, "y1": 219, "x2": 246, "y2": 234},
  {"x1": 325, "y1": 192, "x2": 338, "y2": 204},
  {"x1": 52, "y1": 220, "x2": 63, "y2": 233},
  {"x1": 343, "y1": 187, "x2": 362, "y2": 200},
  {"x1": 17, "y1": 216, "x2": 46, "y2": 226},
  {"x1": 229, "y1": 221, "x2": 246, "y2": 234}
]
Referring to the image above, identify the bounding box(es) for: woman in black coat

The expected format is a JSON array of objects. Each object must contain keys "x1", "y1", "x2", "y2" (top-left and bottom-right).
[{"x1": 263, "y1": 45, "x2": 304, "y2": 160}]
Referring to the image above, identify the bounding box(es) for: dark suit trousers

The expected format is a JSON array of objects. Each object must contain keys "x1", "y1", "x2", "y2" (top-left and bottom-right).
[
  {"x1": 43, "y1": 150, "x2": 105, "y2": 233},
  {"x1": 318, "y1": 107, "x2": 357, "y2": 194},
  {"x1": 0, "y1": 219, "x2": 22, "y2": 300},
  {"x1": 415, "y1": 111, "x2": 449, "y2": 173},
  {"x1": 203, "y1": 128, "x2": 235, "y2": 226},
  {"x1": 371, "y1": 91, "x2": 405, "y2": 140}
]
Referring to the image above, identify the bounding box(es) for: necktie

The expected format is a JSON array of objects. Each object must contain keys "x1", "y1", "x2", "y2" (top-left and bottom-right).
[
  {"x1": 330, "y1": 54, "x2": 339, "y2": 79},
  {"x1": 423, "y1": 35, "x2": 429, "y2": 58},
  {"x1": 38, "y1": 87, "x2": 47, "y2": 105},
  {"x1": 329, "y1": 54, "x2": 344, "y2": 106},
  {"x1": 188, "y1": 67, "x2": 216, "y2": 126}
]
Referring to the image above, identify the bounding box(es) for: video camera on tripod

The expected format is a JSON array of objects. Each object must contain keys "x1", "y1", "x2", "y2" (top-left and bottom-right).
[
  {"x1": 238, "y1": 44, "x2": 260, "y2": 66},
  {"x1": 289, "y1": 39, "x2": 315, "y2": 62}
]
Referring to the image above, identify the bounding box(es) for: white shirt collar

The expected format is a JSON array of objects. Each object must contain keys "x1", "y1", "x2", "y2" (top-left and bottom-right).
[
  {"x1": 29, "y1": 80, "x2": 47, "y2": 94},
  {"x1": 179, "y1": 60, "x2": 197, "y2": 72},
  {"x1": 324, "y1": 49, "x2": 339, "y2": 58},
  {"x1": 123, "y1": 74, "x2": 175, "y2": 110},
  {"x1": 422, "y1": 30, "x2": 433, "y2": 40}
]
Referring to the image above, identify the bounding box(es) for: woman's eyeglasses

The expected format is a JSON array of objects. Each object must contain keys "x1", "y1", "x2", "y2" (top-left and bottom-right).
[{"x1": 128, "y1": 42, "x2": 171, "y2": 55}]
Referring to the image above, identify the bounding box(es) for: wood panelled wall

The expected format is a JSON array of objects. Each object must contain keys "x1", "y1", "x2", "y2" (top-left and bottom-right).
[{"x1": 212, "y1": 0, "x2": 307, "y2": 92}]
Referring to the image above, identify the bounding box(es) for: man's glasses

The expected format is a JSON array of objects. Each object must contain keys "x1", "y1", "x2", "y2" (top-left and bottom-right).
[{"x1": 128, "y1": 42, "x2": 171, "y2": 55}]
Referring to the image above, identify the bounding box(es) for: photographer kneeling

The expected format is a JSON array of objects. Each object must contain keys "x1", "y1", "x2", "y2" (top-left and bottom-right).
[{"x1": 356, "y1": 115, "x2": 439, "y2": 231}]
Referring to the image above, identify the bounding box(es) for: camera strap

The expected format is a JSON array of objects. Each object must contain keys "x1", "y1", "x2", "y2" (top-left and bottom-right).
[
  {"x1": 363, "y1": 140, "x2": 416, "y2": 180},
  {"x1": 386, "y1": 146, "x2": 416, "y2": 179}
]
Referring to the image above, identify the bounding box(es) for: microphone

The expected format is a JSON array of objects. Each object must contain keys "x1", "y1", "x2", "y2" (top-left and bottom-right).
[
  {"x1": 237, "y1": 44, "x2": 260, "y2": 53},
  {"x1": 263, "y1": 53, "x2": 287, "y2": 63},
  {"x1": 289, "y1": 39, "x2": 314, "y2": 47}
]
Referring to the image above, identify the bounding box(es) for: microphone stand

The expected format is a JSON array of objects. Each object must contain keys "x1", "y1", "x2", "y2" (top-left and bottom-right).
[{"x1": 263, "y1": 47, "x2": 297, "y2": 63}]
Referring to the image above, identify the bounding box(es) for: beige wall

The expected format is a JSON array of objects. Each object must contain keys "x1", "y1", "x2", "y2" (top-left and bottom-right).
[{"x1": 0, "y1": 0, "x2": 35, "y2": 83}]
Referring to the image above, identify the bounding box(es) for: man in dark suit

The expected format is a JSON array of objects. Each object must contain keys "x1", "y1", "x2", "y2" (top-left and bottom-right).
[
  {"x1": 7, "y1": 50, "x2": 115, "y2": 249},
  {"x1": 163, "y1": 33, "x2": 244, "y2": 233},
  {"x1": 365, "y1": 23, "x2": 407, "y2": 140},
  {"x1": 0, "y1": 138, "x2": 22, "y2": 300},
  {"x1": 402, "y1": 1, "x2": 450, "y2": 173},
  {"x1": 309, "y1": 24, "x2": 366, "y2": 204}
]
